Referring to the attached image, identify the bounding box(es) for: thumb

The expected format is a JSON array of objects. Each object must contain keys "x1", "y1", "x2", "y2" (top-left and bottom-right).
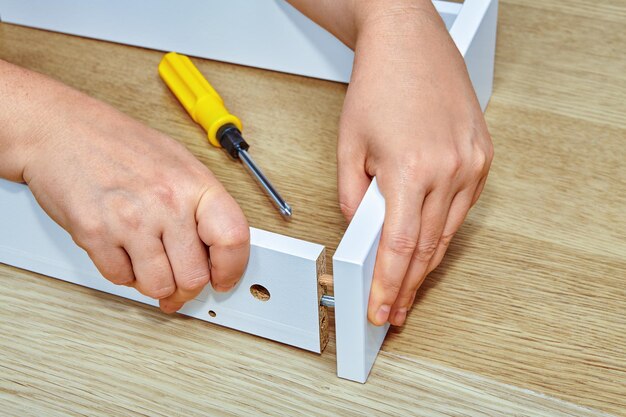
[{"x1": 196, "y1": 185, "x2": 250, "y2": 291}]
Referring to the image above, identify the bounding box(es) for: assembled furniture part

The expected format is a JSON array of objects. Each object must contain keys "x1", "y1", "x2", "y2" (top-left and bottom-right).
[
  {"x1": 2, "y1": 0, "x2": 471, "y2": 84},
  {"x1": 0, "y1": 0, "x2": 497, "y2": 383}
]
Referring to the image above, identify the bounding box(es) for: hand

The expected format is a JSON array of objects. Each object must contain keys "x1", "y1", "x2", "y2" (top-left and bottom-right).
[
  {"x1": 6, "y1": 65, "x2": 250, "y2": 313},
  {"x1": 336, "y1": 5, "x2": 494, "y2": 326}
]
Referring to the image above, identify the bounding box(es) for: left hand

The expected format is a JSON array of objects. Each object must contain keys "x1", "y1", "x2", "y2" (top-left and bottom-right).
[{"x1": 336, "y1": 4, "x2": 494, "y2": 326}]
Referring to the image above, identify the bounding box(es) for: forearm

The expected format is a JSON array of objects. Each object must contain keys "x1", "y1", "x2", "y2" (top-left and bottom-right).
[
  {"x1": 0, "y1": 59, "x2": 73, "y2": 182},
  {"x1": 287, "y1": 0, "x2": 465, "y2": 99},
  {"x1": 286, "y1": 0, "x2": 440, "y2": 50}
]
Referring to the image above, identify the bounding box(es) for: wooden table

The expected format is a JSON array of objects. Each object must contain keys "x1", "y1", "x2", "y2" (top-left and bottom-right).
[{"x1": 1, "y1": 1, "x2": 625, "y2": 415}]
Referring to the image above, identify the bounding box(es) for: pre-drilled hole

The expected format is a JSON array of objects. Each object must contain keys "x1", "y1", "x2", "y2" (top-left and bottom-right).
[
  {"x1": 250, "y1": 284, "x2": 270, "y2": 301},
  {"x1": 208, "y1": 310, "x2": 216, "y2": 317}
]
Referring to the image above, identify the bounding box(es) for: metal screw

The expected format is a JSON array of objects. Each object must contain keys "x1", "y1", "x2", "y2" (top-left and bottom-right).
[{"x1": 320, "y1": 295, "x2": 335, "y2": 308}]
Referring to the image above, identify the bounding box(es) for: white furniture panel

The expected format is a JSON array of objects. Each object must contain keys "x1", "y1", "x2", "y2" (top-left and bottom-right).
[
  {"x1": 450, "y1": 0, "x2": 498, "y2": 110},
  {"x1": 0, "y1": 0, "x2": 353, "y2": 82},
  {"x1": 333, "y1": 179, "x2": 388, "y2": 383},
  {"x1": 0, "y1": 179, "x2": 326, "y2": 353},
  {"x1": 1, "y1": 1, "x2": 463, "y2": 83}
]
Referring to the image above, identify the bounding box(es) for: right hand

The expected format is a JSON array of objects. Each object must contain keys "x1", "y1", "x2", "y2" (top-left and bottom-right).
[{"x1": 20, "y1": 73, "x2": 250, "y2": 314}]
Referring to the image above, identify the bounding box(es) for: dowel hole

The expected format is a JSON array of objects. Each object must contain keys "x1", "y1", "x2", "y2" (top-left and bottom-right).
[
  {"x1": 208, "y1": 310, "x2": 216, "y2": 318},
  {"x1": 250, "y1": 284, "x2": 270, "y2": 301}
]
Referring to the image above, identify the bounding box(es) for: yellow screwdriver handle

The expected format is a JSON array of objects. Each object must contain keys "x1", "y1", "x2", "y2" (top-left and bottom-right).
[{"x1": 158, "y1": 52, "x2": 243, "y2": 147}]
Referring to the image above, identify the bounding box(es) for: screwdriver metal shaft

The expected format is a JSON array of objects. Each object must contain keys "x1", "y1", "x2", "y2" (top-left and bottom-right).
[
  {"x1": 158, "y1": 52, "x2": 292, "y2": 218},
  {"x1": 218, "y1": 124, "x2": 292, "y2": 218},
  {"x1": 238, "y1": 149, "x2": 292, "y2": 218}
]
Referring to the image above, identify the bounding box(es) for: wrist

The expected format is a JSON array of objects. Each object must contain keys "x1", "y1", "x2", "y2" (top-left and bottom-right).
[
  {"x1": 0, "y1": 61, "x2": 43, "y2": 182},
  {"x1": 0, "y1": 60, "x2": 71, "y2": 183},
  {"x1": 350, "y1": 1, "x2": 465, "y2": 83},
  {"x1": 352, "y1": 0, "x2": 441, "y2": 42}
]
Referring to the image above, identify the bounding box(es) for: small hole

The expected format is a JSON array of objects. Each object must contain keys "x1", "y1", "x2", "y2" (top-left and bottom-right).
[
  {"x1": 208, "y1": 310, "x2": 216, "y2": 318},
  {"x1": 250, "y1": 284, "x2": 270, "y2": 301}
]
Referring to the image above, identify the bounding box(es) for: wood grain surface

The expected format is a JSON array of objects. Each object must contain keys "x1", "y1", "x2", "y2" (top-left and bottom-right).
[{"x1": 1, "y1": 0, "x2": 625, "y2": 415}]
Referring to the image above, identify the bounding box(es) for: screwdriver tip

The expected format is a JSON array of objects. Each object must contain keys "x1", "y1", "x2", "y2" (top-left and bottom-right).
[{"x1": 281, "y1": 204, "x2": 292, "y2": 218}]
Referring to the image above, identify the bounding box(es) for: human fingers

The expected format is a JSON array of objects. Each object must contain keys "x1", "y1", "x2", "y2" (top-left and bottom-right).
[
  {"x1": 124, "y1": 236, "x2": 176, "y2": 300},
  {"x1": 471, "y1": 174, "x2": 489, "y2": 206},
  {"x1": 86, "y1": 245, "x2": 135, "y2": 286},
  {"x1": 159, "y1": 220, "x2": 211, "y2": 314},
  {"x1": 388, "y1": 189, "x2": 453, "y2": 325},
  {"x1": 367, "y1": 180, "x2": 425, "y2": 326},
  {"x1": 424, "y1": 186, "x2": 476, "y2": 278},
  {"x1": 196, "y1": 186, "x2": 250, "y2": 292}
]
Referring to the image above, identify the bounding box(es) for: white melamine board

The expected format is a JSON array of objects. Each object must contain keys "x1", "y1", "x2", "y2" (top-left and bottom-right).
[
  {"x1": 0, "y1": 0, "x2": 460, "y2": 83},
  {"x1": 333, "y1": 179, "x2": 388, "y2": 383},
  {"x1": 0, "y1": 179, "x2": 325, "y2": 353},
  {"x1": 450, "y1": 0, "x2": 499, "y2": 111}
]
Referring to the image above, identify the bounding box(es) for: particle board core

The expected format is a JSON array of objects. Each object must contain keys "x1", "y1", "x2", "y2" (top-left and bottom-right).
[
  {"x1": 249, "y1": 284, "x2": 271, "y2": 301},
  {"x1": 317, "y1": 250, "x2": 329, "y2": 352},
  {"x1": 319, "y1": 274, "x2": 334, "y2": 293}
]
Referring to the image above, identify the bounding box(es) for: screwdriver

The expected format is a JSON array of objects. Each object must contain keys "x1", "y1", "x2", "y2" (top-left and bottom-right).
[{"x1": 158, "y1": 52, "x2": 292, "y2": 218}]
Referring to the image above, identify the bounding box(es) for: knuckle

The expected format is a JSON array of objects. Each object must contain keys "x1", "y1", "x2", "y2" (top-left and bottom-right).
[
  {"x1": 220, "y1": 224, "x2": 250, "y2": 251},
  {"x1": 439, "y1": 232, "x2": 455, "y2": 248},
  {"x1": 178, "y1": 272, "x2": 210, "y2": 292},
  {"x1": 100, "y1": 264, "x2": 133, "y2": 285},
  {"x1": 414, "y1": 237, "x2": 439, "y2": 262},
  {"x1": 338, "y1": 200, "x2": 358, "y2": 220},
  {"x1": 152, "y1": 181, "x2": 180, "y2": 211},
  {"x1": 394, "y1": 289, "x2": 414, "y2": 306},
  {"x1": 384, "y1": 233, "x2": 418, "y2": 257},
  {"x1": 442, "y1": 153, "x2": 463, "y2": 178},
  {"x1": 472, "y1": 151, "x2": 487, "y2": 176},
  {"x1": 144, "y1": 283, "x2": 176, "y2": 299},
  {"x1": 483, "y1": 147, "x2": 494, "y2": 174},
  {"x1": 72, "y1": 218, "x2": 106, "y2": 248},
  {"x1": 485, "y1": 140, "x2": 495, "y2": 162},
  {"x1": 474, "y1": 134, "x2": 494, "y2": 175},
  {"x1": 378, "y1": 275, "x2": 403, "y2": 294},
  {"x1": 117, "y1": 205, "x2": 143, "y2": 230},
  {"x1": 110, "y1": 196, "x2": 144, "y2": 230}
]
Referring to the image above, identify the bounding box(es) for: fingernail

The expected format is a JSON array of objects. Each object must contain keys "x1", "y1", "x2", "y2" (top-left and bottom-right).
[
  {"x1": 213, "y1": 283, "x2": 235, "y2": 292},
  {"x1": 393, "y1": 308, "x2": 407, "y2": 325},
  {"x1": 375, "y1": 305, "x2": 391, "y2": 324}
]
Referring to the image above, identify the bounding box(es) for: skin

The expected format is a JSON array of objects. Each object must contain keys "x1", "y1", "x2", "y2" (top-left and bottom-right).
[
  {"x1": 0, "y1": 61, "x2": 250, "y2": 313},
  {"x1": 288, "y1": 0, "x2": 494, "y2": 326},
  {"x1": 0, "y1": 0, "x2": 493, "y2": 325}
]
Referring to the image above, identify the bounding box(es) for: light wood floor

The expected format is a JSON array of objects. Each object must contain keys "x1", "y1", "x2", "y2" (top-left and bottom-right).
[{"x1": 1, "y1": 0, "x2": 625, "y2": 415}]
